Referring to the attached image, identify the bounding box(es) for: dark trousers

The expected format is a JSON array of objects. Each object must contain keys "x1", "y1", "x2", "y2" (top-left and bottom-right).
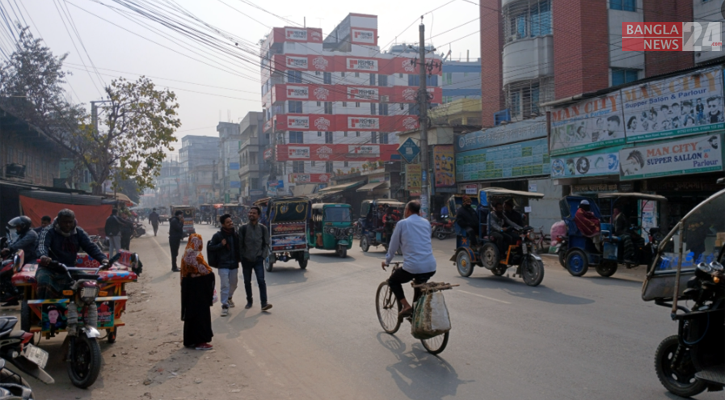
[
  {"x1": 170, "y1": 237, "x2": 182, "y2": 269},
  {"x1": 152, "y1": 222, "x2": 159, "y2": 236},
  {"x1": 241, "y1": 256, "x2": 267, "y2": 305},
  {"x1": 622, "y1": 232, "x2": 645, "y2": 261},
  {"x1": 492, "y1": 230, "x2": 518, "y2": 255},
  {"x1": 388, "y1": 268, "x2": 436, "y2": 303},
  {"x1": 464, "y1": 227, "x2": 478, "y2": 247},
  {"x1": 121, "y1": 233, "x2": 131, "y2": 250}
]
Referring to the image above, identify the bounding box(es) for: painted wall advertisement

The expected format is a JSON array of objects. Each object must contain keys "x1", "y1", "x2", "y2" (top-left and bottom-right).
[
  {"x1": 406, "y1": 164, "x2": 421, "y2": 196},
  {"x1": 456, "y1": 116, "x2": 547, "y2": 152},
  {"x1": 619, "y1": 134, "x2": 723, "y2": 180},
  {"x1": 433, "y1": 145, "x2": 455, "y2": 188},
  {"x1": 550, "y1": 147, "x2": 621, "y2": 178},
  {"x1": 456, "y1": 138, "x2": 551, "y2": 182},
  {"x1": 550, "y1": 93, "x2": 626, "y2": 156}
]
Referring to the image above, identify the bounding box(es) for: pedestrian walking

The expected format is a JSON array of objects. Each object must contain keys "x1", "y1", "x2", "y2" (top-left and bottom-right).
[
  {"x1": 207, "y1": 214, "x2": 240, "y2": 317},
  {"x1": 180, "y1": 233, "x2": 214, "y2": 350},
  {"x1": 104, "y1": 209, "x2": 123, "y2": 258},
  {"x1": 239, "y1": 206, "x2": 272, "y2": 311},
  {"x1": 120, "y1": 212, "x2": 134, "y2": 251},
  {"x1": 148, "y1": 208, "x2": 160, "y2": 236},
  {"x1": 169, "y1": 210, "x2": 184, "y2": 272}
]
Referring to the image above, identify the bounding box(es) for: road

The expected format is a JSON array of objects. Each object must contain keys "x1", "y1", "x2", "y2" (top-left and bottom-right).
[{"x1": 22, "y1": 221, "x2": 720, "y2": 399}]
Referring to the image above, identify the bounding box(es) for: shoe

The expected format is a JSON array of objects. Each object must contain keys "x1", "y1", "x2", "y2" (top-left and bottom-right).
[
  {"x1": 261, "y1": 303, "x2": 273, "y2": 311},
  {"x1": 228, "y1": 298, "x2": 235, "y2": 308},
  {"x1": 171, "y1": 267, "x2": 180, "y2": 272},
  {"x1": 195, "y1": 343, "x2": 213, "y2": 350},
  {"x1": 398, "y1": 307, "x2": 413, "y2": 318},
  {"x1": 221, "y1": 306, "x2": 229, "y2": 317},
  {"x1": 244, "y1": 302, "x2": 253, "y2": 309}
]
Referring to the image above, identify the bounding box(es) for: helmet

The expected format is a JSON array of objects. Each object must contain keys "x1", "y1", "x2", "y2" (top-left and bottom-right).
[{"x1": 7, "y1": 216, "x2": 32, "y2": 232}]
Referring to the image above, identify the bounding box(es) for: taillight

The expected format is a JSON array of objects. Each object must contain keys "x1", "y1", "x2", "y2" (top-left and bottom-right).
[
  {"x1": 516, "y1": 240, "x2": 522, "y2": 246},
  {"x1": 19, "y1": 332, "x2": 32, "y2": 352}
]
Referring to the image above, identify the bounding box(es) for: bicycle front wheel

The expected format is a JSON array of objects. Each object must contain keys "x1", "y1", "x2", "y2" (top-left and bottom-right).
[
  {"x1": 376, "y1": 281, "x2": 401, "y2": 334},
  {"x1": 421, "y1": 331, "x2": 449, "y2": 355}
]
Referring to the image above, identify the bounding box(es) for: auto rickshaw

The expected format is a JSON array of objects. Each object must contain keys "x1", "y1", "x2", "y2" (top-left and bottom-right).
[
  {"x1": 254, "y1": 197, "x2": 311, "y2": 271},
  {"x1": 452, "y1": 188, "x2": 545, "y2": 286},
  {"x1": 558, "y1": 192, "x2": 666, "y2": 277},
  {"x1": 157, "y1": 206, "x2": 169, "y2": 224},
  {"x1": 308, "y1": 203, "x2": 354, "y2": 258},
  {"x1": 358, "y1": 199, "x2": 405, "y2": 253},
  {"x1": 170, "y1": 205, "x2": 196, "y2": 239},
  {"x1": 216, "y1": 204, "x2": 248, "y2": 227},
  {"x1": 199, "y1": 204, "x2": 213, "y2": 224}
]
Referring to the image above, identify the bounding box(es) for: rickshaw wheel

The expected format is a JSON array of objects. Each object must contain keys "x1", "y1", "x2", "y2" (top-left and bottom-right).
[
  {"x1": 566, "y1": 249, "x2": 589, "y2": 277},
  {"x1": 480, "y1": 243, "x2": 500, "y2": 271},
  {"x1": 298, "y1": 258, "x2": 308, "y2": 269},
  {"x1": 595, "y1": 260, "x2": 618, "y2": 277},
  {"x1": 264, "y1": 256, "x2": 274, "y2": 272},
  {"x1": 337, "y1": 247, "x2": 347, "y2": 258},
  {"x1": 522, "y1": 257, "x2": 545, "y2": 287},
  {"x1": 654, "y1": 335, "x2": 707, "y2": 398},
  {"x1": 107, "y1": 327, "x2": 117, "y2": 344},
  {"x1": 68, "y1": 333, "x2": 102, "y2": 389},
  {"x1": 558, "y1": 246, "x2": 567, "y2": 268},
  {"x1": 491, "y1": 265, "x2": 507, "y2": 277},
  {"x1": 361, "y1": 236, "x2": 370, "y2": 252},
  {"x1": 456, "y1": 251, "x2": 474, "y2": 277}
]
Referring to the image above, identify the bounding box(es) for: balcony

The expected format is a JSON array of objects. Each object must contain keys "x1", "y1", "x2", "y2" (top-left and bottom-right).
[
  {"x1": 502, "y1": 35, "x2": 554, "y2": 86},
  {"x1": 240, "y1": 136, "x2": 263, "y2": 150},
  {"x1": 239, "y1": 163, "x2": 262, "y2": 177}
]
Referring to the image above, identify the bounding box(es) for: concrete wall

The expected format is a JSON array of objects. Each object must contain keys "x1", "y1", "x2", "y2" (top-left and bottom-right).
[{"x1": 527, "y1": 178, "x2": 564, "y2": 237}]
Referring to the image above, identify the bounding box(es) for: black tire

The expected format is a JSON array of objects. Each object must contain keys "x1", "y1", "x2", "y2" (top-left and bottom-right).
[
  {"x1": 522, "y1": 257, "x2": 545, "y2": 287},
  {"x1": 596, "y1": 260, "x2": 618, "y2": 277},
  {"x1": 20, "y1": 300, "x2": 30, "y2": 333},
  {"x1": 431, "y1": 226, "x2": 438, "y2": 238},
  {"x1": 298, "y1": 258, "x2": 308, "y2": 270},
  {"x1": 654, "y1": 335, "x2": 707, "y2": 398},
  {"x1": 480, "y1": 243, "x2": 500, "y2": 270},
  {"x1": 435, "y1": 230, "x2": 448, "y2": 240},
  {"x1": 264, "y1": 256, "x2": 274, "y2": 272},
  {"x1": 376, "y1": 281, "x2": 401, "y2": 334},
  {"x1": 566, "y1": 249, "x2": 589, "y2": 277},
  {"x1": 361, "y1": 236, "x2": 370, "y2": 253},
  {"x1": 456, "y1": 250, "x2": 474, "y2": 277},
  {"x1": 421, "y1": 331, "x2": 449, "y2": 355},
  {"x1": 337, "y1": 247, "x2": 347, "y2": 258},
  {"x1": 558, "y1": 245, "x2": 567, "y2": 268},
  {"x1": 68, "y1": 333, "x2": 102, "y2": 389},
  {"x1": 107, "y1": 327, "x2": 117, "y2": 344}
]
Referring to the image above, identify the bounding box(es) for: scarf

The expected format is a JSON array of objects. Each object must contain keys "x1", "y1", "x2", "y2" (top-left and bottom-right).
[
  {"x1": 180, "y1": 233, "x2": 212, "y2": 278},
  {"x1": 221, "y1": 227, "x2": 234, "y2": 250}
]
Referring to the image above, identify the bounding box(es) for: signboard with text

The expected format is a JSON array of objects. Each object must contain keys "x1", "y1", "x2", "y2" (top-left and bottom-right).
[
  {"x1": 619, "y1": 134, "x2": 723, "y2": 180},
  {"x1": 433, "y1": 145, "x2": 455, "y2": 188},
  {"x1": 550, "y1": 147, "x2": 621, "y2": 179},
  {"x1": 456, "y1": 138, "x2": 551, "y2": 182},
  {"x1": 550, "y1": 93, "x2": 626, "y2": 156}
]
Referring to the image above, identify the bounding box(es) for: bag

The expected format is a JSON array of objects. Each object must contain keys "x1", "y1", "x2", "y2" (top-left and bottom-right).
[
  {"x1": 411, "y1": 292, "x2": 451, "y2": 339},
  {"x1": 212, "y1": 289, "x2": 218, "y2": 304},
  {"x1": 206, "y1": 240, "x2": 219, "y2": 268}
]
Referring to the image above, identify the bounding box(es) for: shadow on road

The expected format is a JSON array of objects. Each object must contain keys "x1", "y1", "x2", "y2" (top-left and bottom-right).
[
  {"x1": 581, "y1": 275, "x2": 643, "y2": 288},
  {"x1": 265, "y1": 267, "x2": 308, "y2": 286},
  {"x1": 376, "y1": 332, "x2": 472, "y2": 400},
  {"x1": 309, "y1": 251, "x2": 358, "y2": 264},
  {"x1": 460, "y1": 275, "x2": 595, "y2": 305},
  {"x1": 213, "y1": 308, "x2": 261, "y2": 339}
]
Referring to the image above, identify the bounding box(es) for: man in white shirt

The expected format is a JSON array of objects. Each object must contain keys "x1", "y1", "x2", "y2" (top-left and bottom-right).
[{"x1": 382, "y1": 200, "x2": 437, "y2": 317}]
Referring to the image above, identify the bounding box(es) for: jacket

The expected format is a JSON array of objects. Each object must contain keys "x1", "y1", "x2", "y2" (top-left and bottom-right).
[
  {"x1": 38, "y1": 223, "x2": 107, "y2": 267},
  {"x1": 455, "y1": 205, "x2": 479, "y2": 231},
  {"x1": 105, "y1": 215, "x2": 122, "y2": 236},
  {"x1": 8, "y1": 228, "x2": 38, "y2": 263},
  {"x1": 148, "y1": 212, "x2": 160, "y2": 224},
  {"x1": 169, "y1": 217, "x2": 184, "y2": 239},
  {"x1": 208, "y1": 230, "x2": 240, "y2": 269}
]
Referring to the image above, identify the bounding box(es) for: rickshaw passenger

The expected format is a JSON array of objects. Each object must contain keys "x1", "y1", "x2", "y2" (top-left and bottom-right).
[
  {"x1": 504, "y1": 199, "x2": 525, "y2": 227},
  {"x1": 574, "y1": 200, "x2": 601, "y2": 250},
  {"x1": 612, "y1": 207, "x2": 642, "y2": 264},
  {"x1": 455, "y1": 195, "x2": 479, "y2": 246},
  {"x1": 37, "y1": 209, "x2": 109, "y2": 298},
  {"x1": 490, "y1": 202, "x2": 522, "y2": 254},
  {"x1": 383, "y1": 207, "x2": 400, "y2": 238}
]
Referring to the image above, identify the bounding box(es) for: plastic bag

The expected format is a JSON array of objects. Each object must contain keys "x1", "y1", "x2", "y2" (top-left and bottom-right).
[
  {"x1": 411, "y1": 292, "x2": 451, "y2": 339},
  {"x1": 550, "y1": 220, "x2": 567, "y2": 241},
  {"x1": 212, "y1": 289, "x2": 218, "y2": 304}
]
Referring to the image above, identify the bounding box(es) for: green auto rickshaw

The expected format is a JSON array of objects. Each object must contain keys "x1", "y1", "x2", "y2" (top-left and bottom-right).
[{"x1": 308, "y1": 203, "x2": 354, "y2": 258}]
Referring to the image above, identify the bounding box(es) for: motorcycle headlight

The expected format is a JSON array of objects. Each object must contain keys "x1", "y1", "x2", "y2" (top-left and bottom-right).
[{"x1": 81, "y1": 286, "x2": 98, "y2": 299}]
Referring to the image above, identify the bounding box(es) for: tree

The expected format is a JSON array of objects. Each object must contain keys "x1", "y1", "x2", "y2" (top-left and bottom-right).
[{"x1": 0, "y1": 27, "x2": 180, "y2": 195}]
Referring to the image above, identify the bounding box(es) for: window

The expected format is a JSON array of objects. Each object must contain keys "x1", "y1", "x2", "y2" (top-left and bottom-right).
[
  {"x1": 251, "y1": 178, "x2": 259, "y2": 189},
  {"x1": 344, "y1": 161, "x2": 349, "y2": 167},
  {"x1": 370, "y1": 103, "x2": 377, "y2": 115},
  {"x1": 427, "y1": 75, "x2": 438, "y2": 86},
  {"x1": 342, "y1": 101, "x2": 347, "y2": 107},
  {"x1": 530, "y1": 1, "x2": 552, "y2": 36},
  {"x1": 315, "y1": 71, "x2": 321, "y2": 76},
  {"x1": 250, "y1": 152, "x2": 258, "y2": 164},
  {"x1": 325, "y1": 131, "x2": 333, "y2": 144},
  {"x1": 504, "y1": 0, "x2": 552, "y2": 43},
  {"x1": 371, "y1": 132, "x2": 378, "y2": 144},
  {"x1": 408, "y1": 74, "x2": 419, "y2": 86},
  {"x1": 380, "y1": 103, "x2": 389, "y2": 116},
  {"x1": 370, "y1": 73, "x2": 376, "y2": 86},
  {"x1": 288, "y1": 101, "x2": 303, "y2": 113},
  {"x1": 531, "y1": 85, "x2": 540, "y2": 115},
  {"x1": 356, "y1": 131, "x2": 361, "y2": 137},
  {"x1": 610, "y1": 0, "x2": 636, "y2": 11},
  {"x1": 399, "y1": 73, "x2": 403, "y2": 78},
  {"x1": 289, "y1": 131, "x2": 304, "y2": 143},
  {"x1": 379, "y1": 74, "x2": 388, "y2": 87},
  {"x1": 344, "y1": 131, "x2": 348, "y2": 137},
  {"x1": 400, "y1": 103, "x2": 405, "y2": 110},
  {"x1": 317, "y1": 101, "x2": 321, "y2": 107},
  {"x1": 311, "y1": 161, "x2": 316, "y2": 167},
  {"x1": 511, "y1": 91, "x2": 521, "y2": 117},
  {"x1": 324, "y1": 72, "x2": 332, "y2": 84},
  {"x1": 324, "y1": 101, "x2": 333, "y2": 114},
  {"x1": 355, "y1": 72, "x2": 360, "y2": 77},
  {"x1": 317, "y1": 131, "x2": 322, "y2": 137},
  {"x1": 292, "y1": 161, "x2": 304, "y2": 173},
  {"x1": 287, "y1": 70, "x2": 302, "y2": 83},
  {"x1": 380, "y1": 133, "x2": 389, "y2": 144},
  {"x1": 355, "y1": 102, "x2": 361, "y2": 107},
  {"x1": 341, "y1": 71, "x2": 346, "y2": 77},
  {"x1": 611, "y1": 68, "x2": 639, "y2": 86},
  {"x1": 409, "y1": 103, "x2": 420, "y2": 115},
  {"x1": 325, "y1": 161, "x2": 333, "y2": 173}
]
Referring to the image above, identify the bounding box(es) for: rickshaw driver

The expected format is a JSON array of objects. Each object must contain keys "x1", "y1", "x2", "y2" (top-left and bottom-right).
[
  {"x1": 504, "y1": 199, "x2": 525, "y2": 227},
  {"x1": 612, "y1": 205, "x2": 642, "y2": 264},
  {"x1": 381, "y1": 200, "x2": 436, "y2": 318},
  {"x1": 490, "y1": 201, "x2": 523, "y2": 255},
  {"x1": 37, "y1": 209, "x2": 109, "y2": 298},
  {"x1": 455, "y1": 195, "x2": 480, "y2": 246}
]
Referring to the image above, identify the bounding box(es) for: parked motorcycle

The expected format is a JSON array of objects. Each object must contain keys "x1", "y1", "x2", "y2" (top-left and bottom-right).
[
  {"x1": 0, "y1": 242, "x2": 23, "y2": 305},
  {"x1": 0, "y1": 358, "x2": 34, "y2": 400},
  {"x1": 132, "y1": 223, "x2": 146, "y2": 238},
  {"x1": 430, "y1": 215, "x2": 454, "y2": 240},
  {"x1": 0, "y1": 316, "x2": 55, "y2": 399}
]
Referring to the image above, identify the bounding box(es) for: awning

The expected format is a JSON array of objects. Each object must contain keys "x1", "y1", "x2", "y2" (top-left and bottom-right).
[
  {"x1": 309, "y1": 190, "x2": 344, "y2": 200},
  {"x1": 318, "y1": 180, "x2": 366, "y2": 193},
  {"x1": 292, "y1": 184, "x2": 317, "y2": 197},
  {"x1": 357, "y1": 181, "x2": 389, "y2": 192}
]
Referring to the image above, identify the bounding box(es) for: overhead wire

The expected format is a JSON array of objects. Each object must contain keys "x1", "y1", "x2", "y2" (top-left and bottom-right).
[{"x1": 59, "y1": 0, "x2": 106, "y2": 88}]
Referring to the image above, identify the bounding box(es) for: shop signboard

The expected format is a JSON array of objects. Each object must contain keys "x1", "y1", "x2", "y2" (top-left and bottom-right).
[
  {"x1": 464, "y1": 184, "x2": 478, "y2": 195},
  {"x1": 456, "y1": 138, "x2": 551, "y2": 182},
  {"x1": 619, "y1": 134, "x2": 723, "y2": 180},
  {"x1": 406, "y1": 164, "x2": 421, "y2": 196},
  {"x1": 621, "y1": 67, "x2": 725, "y2": 142},
  {"x1": 550, "y1": 93, "x2": 626, "y2": 155},
  {"x1": 433, "y1": 145, "x2": 455, "y2": 188},
  {"x1": 455, "y1": 116, "x2": 547, "y2": 152},
  {"x1": 550, "y1": 147, "x2": 621, "y2": 178}
]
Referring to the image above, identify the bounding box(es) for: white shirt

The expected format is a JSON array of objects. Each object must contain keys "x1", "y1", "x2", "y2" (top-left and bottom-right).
[{"x1": 385, "y1": 214, "x2": 436, "y2": 274}]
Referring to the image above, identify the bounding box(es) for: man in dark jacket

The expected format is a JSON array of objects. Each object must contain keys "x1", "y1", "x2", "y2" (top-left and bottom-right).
[
  {"x1": 37, "y1": 209, "x2": 108, "y2": 298},
  {"x1": 455, "y1": 196, "x2": 480, "y2": 246},
  {"x1": 148, "y1": 208, "x2": 160, "y2": 236},
  {"x1": 33, "y1": 216, "x2": 51, "y2": 234},
  {"x1": 208, "y1": 214, "x2": 240, "y2": 316},
  {"x1": 120, "y1": 213, "x2": 134, "y2": 251},
  {"x1": 1, "y1": 216, "x2": 38, "y2": 263},
  {"x1": 504, "y1": 199, "x2": 525, "y2": 227},
  {"x1": 239, "y1": 206, "x2": 272, "y2": 311},
  {"x1": 169, "y1": 210, "x2": 184, "y2": 272},
  {"x1": 105, "y1": 209, "x2": 122, "y2": 258}
]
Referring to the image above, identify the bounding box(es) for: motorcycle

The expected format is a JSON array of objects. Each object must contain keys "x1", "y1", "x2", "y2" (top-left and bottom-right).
[
  {"x1": 0, "y1": 358, "x2": 35, "y2": 400},
  {"x1": 430, "y1": 215, "x2": 454, "y2": 240},
  {"x1": 0, "y1": 241, "x2": 23, "y2": 305},
  {"x1": 0, "y1": 316, "x2": 55, "y2": 399},
  {"x1": 132, "y1": 223, "x2": 146, "y2": 238}
]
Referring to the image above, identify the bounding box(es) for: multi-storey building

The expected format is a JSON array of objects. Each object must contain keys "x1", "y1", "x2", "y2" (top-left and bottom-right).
[
  {"x1": 179, "y1": 135, "x2": 219, "y2": 204},
  {"x1": 260, "y1": 13, "x2": 442, "y2": 194},
  {"x1": 238, "y1": 111, "x2": 269, "y2": 203},
  {"x1": 216, "y1": 122, "x2": 242, "y2": 202},
  {"x1": 442, "y1": 60, "x2": 482, "y2": 104},
  {"x1": 155, "y1": 159, "x2": 181, "y2": 205}
]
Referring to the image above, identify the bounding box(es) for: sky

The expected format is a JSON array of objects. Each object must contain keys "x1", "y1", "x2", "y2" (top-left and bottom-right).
[{"x1": 18, "y1": 0, "x2": 482, "y2": 155}]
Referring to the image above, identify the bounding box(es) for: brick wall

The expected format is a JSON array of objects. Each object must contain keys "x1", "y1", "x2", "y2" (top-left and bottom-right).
[
  {"x1": 553, "y1": 0, "x2": 610, "y2": 98},
  {"x1": 480, "y1": 0, "x2": 504, "y2": 127},
  {"x1": 643, "y1": 0, "x2": 693, "y2": 77}
]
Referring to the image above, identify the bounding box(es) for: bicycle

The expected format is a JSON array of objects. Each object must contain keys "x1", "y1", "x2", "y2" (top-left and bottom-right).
[
  {"x1": 376, "y1": 262, "x2": 457, "y2": 355},
  {"x1": 532, "y1": 225, "x2": 550, "y2": 254}
]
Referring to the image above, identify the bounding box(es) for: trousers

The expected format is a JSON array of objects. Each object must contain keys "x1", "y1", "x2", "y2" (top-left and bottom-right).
[
  {"x1": 170, "y1": 237, "x2": 182, "y2": 269},
  {"x1": 217, "y1": 268, "x2": 239, "y2": 307},
  {"x1": 108, "y1": 235, "x2": 122, "y2": 258},
  {"x1": 387, "y1": 268, "x2": 436, "y2": 303},
  {"x1": 241, "y1": 256, "x2": 267, "y2": 305}
]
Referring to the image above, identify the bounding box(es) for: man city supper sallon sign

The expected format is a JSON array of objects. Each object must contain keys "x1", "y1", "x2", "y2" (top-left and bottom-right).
[{"x1": 398, "y1": 137, "x2": 420, "y2": 164}]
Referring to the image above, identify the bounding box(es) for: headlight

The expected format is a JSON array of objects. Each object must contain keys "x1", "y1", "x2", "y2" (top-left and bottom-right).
[{"x1": 81, "y1": 286, "x2": 98, "y2": 299}]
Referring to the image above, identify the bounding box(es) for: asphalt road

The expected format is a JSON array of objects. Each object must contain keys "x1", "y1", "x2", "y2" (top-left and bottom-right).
[{"x1": 23, "y1": 221, "x2": 722, "y2": 399}]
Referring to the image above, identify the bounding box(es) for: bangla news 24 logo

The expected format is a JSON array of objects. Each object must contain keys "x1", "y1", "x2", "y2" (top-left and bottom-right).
[{"x1": 622, "y1": 22, "x2": 722, "y2": 52}]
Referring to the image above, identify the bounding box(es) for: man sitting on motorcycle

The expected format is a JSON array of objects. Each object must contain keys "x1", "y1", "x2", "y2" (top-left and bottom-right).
[
  {"x1": 612, "y1": 206, "x2": 643, "y2": 265},
  {"x1": 37, "y1": 209, "x2": 109, "y2": 298},
  {"x1": 504, "y1": 199, "x2": 525, "y2": 227},
  {"x1": 1, "y1": 216, "x2": 38, "y2": 264},
  {"x1": 455, "y1": 195, "x2": 480, "y2": 246},
  {"x1": 489, "y1": 202, "x2": 523, "y2": 255}
]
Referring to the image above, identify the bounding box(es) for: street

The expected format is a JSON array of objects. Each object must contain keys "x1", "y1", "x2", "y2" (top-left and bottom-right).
[{"x1": 19, "y1": 222, "x2": 720, "y2": 400}]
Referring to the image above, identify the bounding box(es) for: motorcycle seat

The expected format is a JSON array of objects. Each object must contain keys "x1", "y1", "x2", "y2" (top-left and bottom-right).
[{"x1": 0, "y1": 317, "x2": 17, "y2": 337}]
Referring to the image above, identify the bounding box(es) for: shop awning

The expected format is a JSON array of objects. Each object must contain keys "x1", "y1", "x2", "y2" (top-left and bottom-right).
[
  {"x1": 318, "y1": 180, "x2": 366, "y2": 193},
  {"x1": 309, "y1": 190, "x2": 344, "y2": 200},
  {"x1": 357, "y1": 181, "x2": 389, "y2": 192},
  {"x1": 292, "y1": 184, "x2": 317, "y2": 197}
]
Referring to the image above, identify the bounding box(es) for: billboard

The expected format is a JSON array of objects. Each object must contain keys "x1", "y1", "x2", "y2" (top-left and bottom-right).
[
  {"x1": 433, "y1": 145, "x2": 455, "y2": 188},
  {"x1": 275, "y1": 144, "x2": 399, "y2": 162},
  {"x1": 406, "y1": 164, "x2": 421, "y2": 196},
  {"x1": 619, "y1": 134, "x2": 723, "y2": 180},
  {"x1": 550, "y1": 93, "x2": 626, "y2": 155},
  {"x1": 456, "y1": 138, "x2": 551, "y2": 182},
  {"x1": 550, "y1": 147, "x2": 621, "y2": 178}
]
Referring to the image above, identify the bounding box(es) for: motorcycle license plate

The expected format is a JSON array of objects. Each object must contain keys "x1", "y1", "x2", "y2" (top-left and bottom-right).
[{"x1": 24, "y1": 344, "x2": 48, "y2": 369}]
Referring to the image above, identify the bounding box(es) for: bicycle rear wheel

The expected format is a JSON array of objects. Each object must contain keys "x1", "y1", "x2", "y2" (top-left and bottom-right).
[
  {"x1": 421, "y1": 331, "x2": 449, "y2": 355},
  {"x1": 376, "y1": 281, "x2": 401, "y2": 334}
]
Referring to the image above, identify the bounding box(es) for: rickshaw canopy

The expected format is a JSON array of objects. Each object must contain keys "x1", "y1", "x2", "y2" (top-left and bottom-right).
[
  {"x1": 478, "y1": 187, "x2": 544, "y2": 206},
  {"x1": 597, "y1": 192, "x2": 667, "y2": 202}
]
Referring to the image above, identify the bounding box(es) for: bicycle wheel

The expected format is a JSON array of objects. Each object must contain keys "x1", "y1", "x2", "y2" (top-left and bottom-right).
[
  {"x1": 421, "y1": 331, "x2": 449, "y2": 355},
  {"x1": 376, "y1": 281, "x2": 401, "y2": 334}
]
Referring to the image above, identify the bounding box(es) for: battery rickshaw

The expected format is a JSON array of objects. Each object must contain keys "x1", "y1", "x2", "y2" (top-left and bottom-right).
[
  {"x1": 358, "y1": 199, "x2": 405, "y2": 253},
  {"x1": 452, "y1": 188, "x2": 545, "y2": 287},
  {"x1": 558, "y1": 192, "x2": 666, "y2": 277},
  {"x1": 308, "y1": 203, "x2": 354, "y2": 258},
  {"x1": 170, "y1": 205, "x2": 196, "y2": 239},
  {"x1": 255, "y1": 197, "x2": 311, "y2": 271}
]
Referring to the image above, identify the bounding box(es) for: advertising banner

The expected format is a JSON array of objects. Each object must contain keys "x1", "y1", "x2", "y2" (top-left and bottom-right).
[
  {"x1": 456, "y1": 138, "x2": 551, "y2": 182},
  {"x1": 621, "y1": 67, "x2": 725, "y2": 142},
  {"x1": 347, "y1": 58, "x2": 378, "y2": 71},
  {"x1": 263, "y1": 148, "x2": 273, "y2": 160},
  {"x1": 286, "y1": 85, "x2": 309, "y2": 99},
  {"x1": 550, "y1": 147, "x2": 621, "y2": 178},
  {"x1": 287, "y1": 146, "x2": 310, "y2": 159},
  {"x1": 285, "y1": 56, "x2": 308, "y2": 69},
  {"x1": 619, "y1": 134, "x2": 723, "y2": 180},
  {"x1": 550, "y1": 93, "x2": 626, "y2": 155},
  {"x1": 348, "y1": 117, "x2": 380, "y2": 130},
  {"x1": 406, "y1": 164, "x2": 421, "y2": 196},
  {"x1": 433, "y1": 145, "x2": 455, "y2": 188},
  {"x1": 285, "y1": 28, "x2": 308, "y2": 41},
  {"x1": 272, "y1": 83, "x2": 441, "y2": 104},
  {"x1": 275, "y1": 144, "x2": 399, "y2": 162},
  {"x1": 288, "y1": 173, "x2": 332, "y2": 184},
  {"x1": 287, "y1": 116, "x2": 309, "y2": 130},
  {"x1": 351, "y1": 29, "x2": 376, "y2": 44},
  {"x1": 456, "y1": 116, "x2": 547, "y2": 152},
  {"x1": 347, "y1": 87, "x2": 379, "y2": 101}
]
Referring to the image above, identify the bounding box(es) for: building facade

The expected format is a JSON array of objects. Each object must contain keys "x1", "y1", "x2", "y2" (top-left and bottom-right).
[
  {"x1": 178, "y1": 135, "x2": 219, "y2": 204},
  {"x1": 217, "y1": 122, "x2": 242, "y2": 202},
  {"x1": 238, "y1": 111, "x2": 269, "y2": 203},
  {"x1": 442, "y1": 60, "x2": 482, "y2": 104}
]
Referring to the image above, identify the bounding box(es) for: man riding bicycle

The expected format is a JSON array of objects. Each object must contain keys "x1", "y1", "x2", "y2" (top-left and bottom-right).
[{"x1": 381, "y1": 200, "x2": 436, "y2": 318}]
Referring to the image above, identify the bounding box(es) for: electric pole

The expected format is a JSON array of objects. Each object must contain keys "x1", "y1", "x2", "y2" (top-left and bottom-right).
[{"x1": 418, "y1": 19, "x2": 430, "y2": 219}]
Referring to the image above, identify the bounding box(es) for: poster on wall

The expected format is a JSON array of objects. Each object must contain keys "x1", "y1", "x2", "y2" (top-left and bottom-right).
[
  {"x1": 622, "y1": 67, "x2": 725, "y2": 142},
  {"x1": 406, "y1": 164, "x2": 421, "y2": 196},
  {"x1": 433, "y1": 145, "x2": 455, "y2": 188},
  {"x1": 619, "y1": 134, "x2": 723, "y2": 180},
  {"x1": 456, "y1": 138, "x2": 550, "y2": 182},
  {"x1": 550, "y1": 147, "x2": 621, "y2": 178},
  {"x1": 550, "y1": 92, "x2": 626, "y2": 155}
]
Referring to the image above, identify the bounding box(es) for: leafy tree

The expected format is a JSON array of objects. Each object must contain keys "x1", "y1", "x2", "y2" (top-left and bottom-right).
[{"x1": 0, "y1": 27, "x2": 180, "y2": 195}]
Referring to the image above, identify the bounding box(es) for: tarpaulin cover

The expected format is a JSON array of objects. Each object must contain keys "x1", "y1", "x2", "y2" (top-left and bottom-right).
[{"x1": 20, "y1": 195, "x2": 113, "y2": 237}]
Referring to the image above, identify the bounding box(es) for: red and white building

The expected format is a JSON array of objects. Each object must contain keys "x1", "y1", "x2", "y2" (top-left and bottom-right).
[{"x1": 260, "y1": 13, "x2": 442, "y2": 192}]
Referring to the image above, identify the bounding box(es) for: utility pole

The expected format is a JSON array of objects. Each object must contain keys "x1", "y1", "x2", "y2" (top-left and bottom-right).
[{"x1": 418, "y1": 19, "x2": 430, "y2": 219}]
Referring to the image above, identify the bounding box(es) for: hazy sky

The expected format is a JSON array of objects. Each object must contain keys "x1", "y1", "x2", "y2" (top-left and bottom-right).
[{"x1": 19, "y1": 0, "x2": 481, "y2": 153}]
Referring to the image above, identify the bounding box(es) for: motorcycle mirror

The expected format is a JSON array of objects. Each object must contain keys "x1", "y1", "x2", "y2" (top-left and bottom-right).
[{"x1": 710, "y1": 261, "x2": 723, "y2": 272}]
